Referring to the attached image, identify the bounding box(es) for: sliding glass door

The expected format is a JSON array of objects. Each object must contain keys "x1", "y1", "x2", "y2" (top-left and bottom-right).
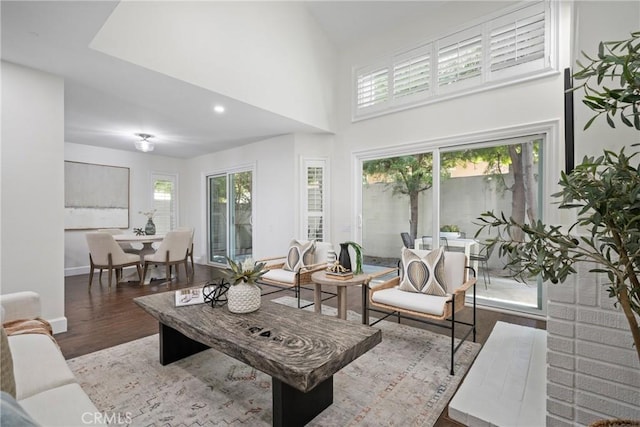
[
  {"x1": 360, "y1": 135, "x2": 545, "y2": 315},
  {"x1": 208, "y1": 170, "x2": 253, "y2": 265}
]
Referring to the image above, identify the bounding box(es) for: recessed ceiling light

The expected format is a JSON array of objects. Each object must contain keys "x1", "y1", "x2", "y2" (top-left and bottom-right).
[{"x1": 213, "y1": 105, "x2": 225, "y2": 114}]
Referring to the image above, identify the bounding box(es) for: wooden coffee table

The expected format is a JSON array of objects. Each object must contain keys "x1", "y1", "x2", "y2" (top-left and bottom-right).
[{"x1": 134, "y1": 291, "x2": 381, "y2": 427}]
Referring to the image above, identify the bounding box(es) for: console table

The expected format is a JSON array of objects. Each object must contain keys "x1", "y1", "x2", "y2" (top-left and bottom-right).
[{"x1": 134, "y1": 291, "x2": 381, "y2": 426}]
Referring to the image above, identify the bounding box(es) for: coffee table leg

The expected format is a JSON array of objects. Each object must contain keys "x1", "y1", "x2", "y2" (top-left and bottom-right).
[
  {"x1": 272, "y1": 376, "x2": 333, "y2": 427},
  {"x1": 314, "y1": 283, "x2": 322, "y2": 314},
  {"x1": 159, "y1": 323, "x2": 210, "y2": 365}
]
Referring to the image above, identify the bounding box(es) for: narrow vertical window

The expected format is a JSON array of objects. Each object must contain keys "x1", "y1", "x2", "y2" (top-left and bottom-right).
[
  {"x1": 152, "y1": 173, "x2": 177, "y2": 235},
  {"x1": 302, "y1": 159, "x2": 328, "y2": 242}
]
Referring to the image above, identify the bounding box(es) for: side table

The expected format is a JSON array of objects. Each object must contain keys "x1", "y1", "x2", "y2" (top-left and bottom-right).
[{"x1": 310, "y1": 271, "x2": 371, "y2": 322}]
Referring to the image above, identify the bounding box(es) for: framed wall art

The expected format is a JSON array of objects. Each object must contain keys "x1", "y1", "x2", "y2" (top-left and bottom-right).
[{"x1": 64, "y1": 161, "x2": 130, "y2": 229}]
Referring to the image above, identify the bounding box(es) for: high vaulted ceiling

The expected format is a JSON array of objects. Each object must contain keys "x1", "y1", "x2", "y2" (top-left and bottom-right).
[{"x1": 1, "y1": 1, "x2": 450, "y2": 158}]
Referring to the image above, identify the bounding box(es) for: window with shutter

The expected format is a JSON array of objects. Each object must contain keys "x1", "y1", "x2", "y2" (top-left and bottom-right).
[
  {"x1": 302, "y1": 159, "x2": 328, "y2": 242},
  {"x1": 152, "y1": 173, "x2": 177, "y2": 235},
  {"x1": 489, "y1": 2, "x2": 546, "y2": 78},
  {"x1": 352, "y1": 0, "x2": 553, "y2": 119},
  {"x1": 437, "y1": 28, "x2": 483, "y2": 91},
  {"x1": 356, "y1": 66, "x2": 389, "y2": 110},
  {"x1": 393, "y1": 46, "x2": 431, "y2": 101}
]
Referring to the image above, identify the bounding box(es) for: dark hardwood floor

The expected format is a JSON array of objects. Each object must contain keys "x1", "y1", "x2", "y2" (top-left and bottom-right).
[{"x1": 58, "y1": 264, "x2": 546, "y2": 426}]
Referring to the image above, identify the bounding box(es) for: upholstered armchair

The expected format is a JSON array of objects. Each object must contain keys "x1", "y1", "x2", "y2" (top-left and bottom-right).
[
  {"x1": 86, "y1": 232, "x2": 142, "y2": 289},
  {"x1": 364, "y1": 248, "x2": 477, "y2": 375},
  {"x1": 141, "y1": 230, "x2": 192, "y2": 285},
  {"x1": 258, "y1": 240, "x2": 335, "y2": 308}
]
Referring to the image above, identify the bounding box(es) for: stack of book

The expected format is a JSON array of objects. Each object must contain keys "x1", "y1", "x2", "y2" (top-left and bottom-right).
[{"x1": 325, "y1": 270, "x2": 354, "y2": 280}]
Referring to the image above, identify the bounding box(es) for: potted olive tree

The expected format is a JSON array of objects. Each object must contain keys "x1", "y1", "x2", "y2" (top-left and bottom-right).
[{"x1": 477, "y1": 31, "x2": 640, "y2": 361}]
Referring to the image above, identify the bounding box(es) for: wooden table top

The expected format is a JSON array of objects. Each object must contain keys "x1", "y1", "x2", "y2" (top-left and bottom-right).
[
  {"x1": 134, "y1": 290, "x2": 381, "y2": 392},
  {"x1": 311, "y1": 270, "x2": 371, "y2": 287}
]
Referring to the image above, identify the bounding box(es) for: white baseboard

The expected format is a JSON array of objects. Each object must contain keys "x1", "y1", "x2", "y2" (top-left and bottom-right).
[
  {"x1": 65, "y1": 266, "x2": 89, "y2": 276},
  {"x1": 50, "y1": 316, "x2": 68, "y2": 334}
]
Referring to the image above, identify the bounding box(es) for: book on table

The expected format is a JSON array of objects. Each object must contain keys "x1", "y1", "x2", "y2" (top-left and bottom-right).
[
  {"x1": 175, "y1": 288, "x2": 205, "y2": 306},
  {"x1": 325, "y1": 270, "x2": 354, "y2": 280}
]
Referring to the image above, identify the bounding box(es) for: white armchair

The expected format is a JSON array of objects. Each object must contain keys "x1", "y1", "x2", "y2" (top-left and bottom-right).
[
  {"x1": 364, "y1": 249, "x2": 477, "y2": 375},
  {"x1": 258, "y1": 240, "x2": 335, "y2": 308},
  {"x1": 86, "y1": 232, "x2": 142, "y2": 289}
]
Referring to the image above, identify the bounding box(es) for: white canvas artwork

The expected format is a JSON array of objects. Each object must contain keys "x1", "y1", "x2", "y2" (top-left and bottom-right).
[{"x1": 64, "y1": 161, "x2": 129, "y2": 229}]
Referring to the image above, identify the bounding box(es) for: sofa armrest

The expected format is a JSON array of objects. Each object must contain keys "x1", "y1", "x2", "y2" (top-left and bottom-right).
[{"x1": 0, "y1": 292, "x2": 41, "y2": 323}]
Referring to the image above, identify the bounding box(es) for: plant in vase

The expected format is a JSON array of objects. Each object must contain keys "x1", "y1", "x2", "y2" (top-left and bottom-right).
[
  {"x1": 225, "y1": 258, "x2": 267, "y2": 313},
  {"x1": 340, "y1": 241, "x2": 364, "y2": 275},
  {"x1": 139, "y1": 209, "x2": 157, "y2": 235}
]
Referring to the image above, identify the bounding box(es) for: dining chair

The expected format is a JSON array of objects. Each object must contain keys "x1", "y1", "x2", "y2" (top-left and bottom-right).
[
  {"x1": 470, "y1": 242, "x2": 495, "y2": 288},
  {"x1": 400, "y1": 232, "x2": 414, "y2": 249},
  {"x1": 175, "y1": 226, "x2": 195, "y2": 275},
  {"x1": 98, "y1": 228, "x2": 140, "y2": 255},
  {"x1": 86, "y1": 232, "x2": 142, "y2": 289},
  {"x1": 141, "y1": 230, "x2": 192, "y2": 285}
]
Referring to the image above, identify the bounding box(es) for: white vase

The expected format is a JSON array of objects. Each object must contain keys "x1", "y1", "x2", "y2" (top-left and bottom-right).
[{"x1": 227, "y1": 282, "x2": 261, "y2": 313}]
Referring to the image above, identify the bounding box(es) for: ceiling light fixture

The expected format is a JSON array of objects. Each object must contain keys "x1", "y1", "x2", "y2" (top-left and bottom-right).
[
  {"x1": 213, "y1": 105, "x2": 225, "y2": 114},
  {"x1": 134, "y1": 133, "x2": 155, "y2": 152}
]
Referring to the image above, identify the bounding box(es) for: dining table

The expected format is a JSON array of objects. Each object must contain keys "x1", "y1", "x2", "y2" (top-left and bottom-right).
[
  {"x1": 414, "y1": 237, "x2": 479, "y2": 273},
  {"x1": 114, "y1": 234, "x2": 166, "y2": 284}
]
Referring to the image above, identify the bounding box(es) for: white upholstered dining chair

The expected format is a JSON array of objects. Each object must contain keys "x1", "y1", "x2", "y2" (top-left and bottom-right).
[
  {"x1": 86, "y1": 232, "x2": 142, "y2": 289},
  {"x1": 141, "y1": 230, "x2": 192, "y2": 285},
  {"x1": 175, "y1": 226, "x2": 195, "y2": 275}
]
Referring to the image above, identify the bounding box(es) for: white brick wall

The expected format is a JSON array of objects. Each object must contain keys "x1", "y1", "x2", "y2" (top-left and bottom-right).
[{"x1": 547, "y1": 270, "x2": 640, "y2": 425}]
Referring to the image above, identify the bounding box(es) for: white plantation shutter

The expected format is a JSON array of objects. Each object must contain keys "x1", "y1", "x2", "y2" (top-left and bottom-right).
[
  {"x1": 489, "y1": 2, "x2": 546, "y2": 78},
  {"x1": 353, "y1": 1, "x2": 551, "y2": 119},
  {"x1": 356, "y1": 65, "x2": 389, "y2": 111},
  {"x1": 437, "y1": 27, "x2": 483, "y2": 92},
  {"x1": 302, "y1": 159, "x2": 328, "y2": 242},
  {"x1": 152, "y1": 173, "x2": 177, "y2": 235},
  {"x1": 393, "y1": 45, "x2": 431, "y2": 101}
]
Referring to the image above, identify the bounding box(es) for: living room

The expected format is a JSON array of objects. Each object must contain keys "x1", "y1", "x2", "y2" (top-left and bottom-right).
[{"x1": 2, "y1": 1, "x2": 639, "y2": 426}]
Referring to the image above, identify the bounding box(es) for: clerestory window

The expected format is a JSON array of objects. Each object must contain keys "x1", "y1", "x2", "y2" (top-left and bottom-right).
[{"x1": 353, "y1": 1, "x2": 554, "y2": 119}]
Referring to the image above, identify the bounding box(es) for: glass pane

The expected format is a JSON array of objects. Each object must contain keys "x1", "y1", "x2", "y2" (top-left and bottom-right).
[
  {"x1": 441, "y1": 137, "x2": 543, "y2": 310},
  {"x1": 152, "y1": 178, "x2": 175, "y2": 235},
  {"x1": 209, "y1": 175, "x2": 227, "y2": 264},
  {"x1": 362, "y1": 153, "x2": 435, "y2": 268},
  {"x1": 230, "y1": 171, "x2": 252, "y2": 261}
]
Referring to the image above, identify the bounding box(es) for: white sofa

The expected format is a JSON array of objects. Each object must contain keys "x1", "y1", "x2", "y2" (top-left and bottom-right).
[{"x1": 0, "y1": 291, "x2": 104, "y2": 426}]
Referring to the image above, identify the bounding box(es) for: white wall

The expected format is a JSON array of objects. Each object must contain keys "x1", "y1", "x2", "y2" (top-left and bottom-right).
[
  {"x1": 183, "y1": 134, "x2": 301, "y2": 263},
  {"x1": 331, "y1": 1, "x2": 572, "y2": 247},
  {"x1": 90, "y1": 1, "x2": 337, "y2": 132},
  {"x1": 64, "y1": 143, "x2": 187, "y2": 275},
  {"x1": 1, "y1": 61, "x2": 66, "y2": 333},
  {"x1": 546, "y1": 2, "x2": 640, "y2": 425}
]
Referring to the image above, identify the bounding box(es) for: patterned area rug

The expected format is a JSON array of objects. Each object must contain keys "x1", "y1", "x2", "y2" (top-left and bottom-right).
[{"x1": 67, "y1": 297, "x2": 480, "y2": 426}]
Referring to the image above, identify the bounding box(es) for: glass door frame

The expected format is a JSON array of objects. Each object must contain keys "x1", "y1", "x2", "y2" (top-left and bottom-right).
[
  {"x1": 352, "y1": 120, "x2": 562, "y2": 318},
  {"x1": 206, "y1": 165, "x2": 256, "y2": 268}
]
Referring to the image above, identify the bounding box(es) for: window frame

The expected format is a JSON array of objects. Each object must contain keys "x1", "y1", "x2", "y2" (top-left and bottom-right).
[
  {"x1": 352, "y1": 0, "x2": 557, "y2": 121},
  {"x1": 151, "y1": 172, "x2": 178, "y2": 235},
  {"x1": 300, "y1": 157, "x2": 329, "y2": 243}
]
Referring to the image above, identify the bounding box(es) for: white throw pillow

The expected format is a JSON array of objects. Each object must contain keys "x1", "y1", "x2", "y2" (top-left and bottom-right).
[
  {"x1": 398, "y1": 247, "x2": 447, "y2": 296},
  {"x1": 283, "y1": 240, "x2": 316, "y2": 272}
]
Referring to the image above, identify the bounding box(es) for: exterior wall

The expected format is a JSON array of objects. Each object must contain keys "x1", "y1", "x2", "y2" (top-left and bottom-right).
[
  {"x1": 546, "y1": 2, "x2": 640, "y2": 425},
  {"x1": 1, "y1": 61, "x2": 66, "y2": 333},
  {"x1": 363, "y1": 174, "x2": 514, "y2": 261}
]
